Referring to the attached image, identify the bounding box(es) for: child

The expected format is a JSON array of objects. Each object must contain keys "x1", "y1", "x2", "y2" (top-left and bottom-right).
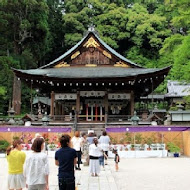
[{"x1": 113, "y1": 149, "x2": 120, "y2": 172}]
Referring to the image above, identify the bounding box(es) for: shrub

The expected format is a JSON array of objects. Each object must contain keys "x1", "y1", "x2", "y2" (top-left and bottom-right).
[
  {"x1": 167, "y1": 142, "x2": 180, "y2": 153},
  {"x1": 0, "y1": 140, "x2": 10, "y2": 152}
]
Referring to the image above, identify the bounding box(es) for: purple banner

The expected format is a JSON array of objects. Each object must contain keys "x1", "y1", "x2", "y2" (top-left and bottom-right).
[
  {"x1": 106, "y1": 126, "x2": 190, "y2": 133},
  {"x1": 0, "y1": 126, "x2": 71, "y2": 133}
]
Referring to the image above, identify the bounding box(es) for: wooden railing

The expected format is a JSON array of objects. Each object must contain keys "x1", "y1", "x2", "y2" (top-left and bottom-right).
[{"x1": 77, "y1": 115, "x2": 105, "y2": 122}]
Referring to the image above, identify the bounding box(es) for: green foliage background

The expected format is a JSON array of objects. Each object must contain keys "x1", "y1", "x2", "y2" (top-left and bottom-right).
[{"x1": 0, "y1": 0, "x2": 189, "y2": 114}]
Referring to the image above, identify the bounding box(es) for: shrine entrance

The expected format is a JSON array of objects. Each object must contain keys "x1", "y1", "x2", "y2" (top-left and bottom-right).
[
  {"x1": 83, "y1": 99, "x2": 105, "y2": 121},
  {"x1": 79, "y1": 91, "x2": 105, "y2": 122}
]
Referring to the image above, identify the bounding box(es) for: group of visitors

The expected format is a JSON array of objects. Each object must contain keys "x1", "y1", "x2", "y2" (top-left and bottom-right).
[{"x1": 6, "y1": 131, "x2": 119, "y2": 190}]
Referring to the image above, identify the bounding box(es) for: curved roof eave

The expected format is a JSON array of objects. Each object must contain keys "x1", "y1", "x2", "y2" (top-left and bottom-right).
[
  {"x1": 93, "y1": 32, "x2": 142, "y2": 68},
  {"x1": 39, "y1": 33, "x2": 88, "y2": 69},
  {"x1": 12, "y1": 66, "x2": 171, "y2": 79}
]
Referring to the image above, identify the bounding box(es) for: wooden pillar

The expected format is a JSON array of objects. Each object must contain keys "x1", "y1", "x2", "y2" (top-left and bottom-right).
[
  {"x1": 86, "y1": 104, "x2": 88, "y2": 121},
  {"x1": 50, "y1": 91, "x2": 55, "y2": 116},
  {"x1": 130, "y1": 91, "x2": 135, "y2": 116},
  {"x1": 100, "y1": 106, "x2": 103, "y2": 121},
  {"x1": 76, "y1": 91, "x2": 80, "y2": 122},
  {"x1": 95, "y1": 104, "x2": 98, "y2": 121},
  {"x1": 91, "y1": 105, "x2": 93, "y2": 121},
  {"x1": 12, "y1": 74, "x2": 21, "y2": 115},
  {"x1": 104, "y1": 92, "x2": 108, "y2": 123}
]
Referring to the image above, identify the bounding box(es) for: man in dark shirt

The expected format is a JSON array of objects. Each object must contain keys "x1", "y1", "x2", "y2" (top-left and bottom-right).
[{"x1": 55, "y1": 134, "x2": 77, "y2": 190}]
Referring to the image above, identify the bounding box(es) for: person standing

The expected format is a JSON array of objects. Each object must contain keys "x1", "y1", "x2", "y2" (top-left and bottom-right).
[
  {"x1": 31, "y1": 133, "x2": 46, "y2": 153},
  {"x1": 71, "y1": 131, "x2": 82, "y2": 170},
  {"x1": 87, "y1": 132, "x2": 95, "y2": 145},
  {"x1": 55, "y1": 134, "x2": 77, "y2": 190},
  {"x1": 113, "y1": 149, "x2": 120, "y2": 172},
  {"x1": 98, "y1": 131, "x2": 110, "y2": 165},
  {"x1": 24, "y1": 138, "x2": 49, "y2": 190},
  {"x1": 81, "y1": 133, "x2": 89, "y2": 166},
  {"x1": 6, "y1": 139, "x2": 26, "y2": 190},
  {"x1": 89, "y1": 138, "x2": 102, "y2": 177}
]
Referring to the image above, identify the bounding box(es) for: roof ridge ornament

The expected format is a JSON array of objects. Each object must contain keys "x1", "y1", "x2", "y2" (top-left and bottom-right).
[
  {"x1": 83, "y1": 24, "x2": 99, "y2": 37},
  {"x1": 88, "y1": 24, "x2": 95, "y2": 32}
]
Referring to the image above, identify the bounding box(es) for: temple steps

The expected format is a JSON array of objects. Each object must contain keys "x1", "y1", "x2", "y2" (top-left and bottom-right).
[{"x1": 76, "y1": 124, "x2": 105, "y2": 136}]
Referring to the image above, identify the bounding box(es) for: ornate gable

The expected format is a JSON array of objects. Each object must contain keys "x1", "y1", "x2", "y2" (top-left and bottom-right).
[{"x1": 48, "y1": 31, "x2": 140, "y2": 69}]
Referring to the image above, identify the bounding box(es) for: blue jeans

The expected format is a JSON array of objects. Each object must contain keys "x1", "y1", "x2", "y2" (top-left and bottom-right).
[
  {"x1": 99, "y1": 156, "x2": 104, "y2": 166},
  {"x1": 58, "y1": 177, "x2": 75, "y2": 190}
]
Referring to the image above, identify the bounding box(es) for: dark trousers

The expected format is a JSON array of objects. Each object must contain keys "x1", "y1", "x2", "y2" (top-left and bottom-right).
[
  {"x1": 58, "y1": 178, "x2": 75, "y2": 190},
  {"x1": 76, "y1": 151, "x2": 82, "y2": 167}
]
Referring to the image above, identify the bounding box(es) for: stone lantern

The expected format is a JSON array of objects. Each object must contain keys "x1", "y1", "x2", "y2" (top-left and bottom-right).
[
  {"x1": 7, "y1": 107, "x2": 15, "y2": 125},
  {"x1": 42, "y1": 112, "x2": 49, "y2": 126},
  {"x1": 131, "y1": 111, "x2": 140, "y2": 125}
]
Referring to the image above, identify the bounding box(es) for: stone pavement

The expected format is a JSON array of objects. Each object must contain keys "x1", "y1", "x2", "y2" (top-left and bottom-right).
[{"x1": 1, "y1": 155, "x2": 190, "y2": 190}]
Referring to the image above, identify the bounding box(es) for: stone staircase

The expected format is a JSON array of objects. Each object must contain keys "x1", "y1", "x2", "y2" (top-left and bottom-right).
[{"x1": 75, "y1": 123, "x2": 105, "y2": 136}]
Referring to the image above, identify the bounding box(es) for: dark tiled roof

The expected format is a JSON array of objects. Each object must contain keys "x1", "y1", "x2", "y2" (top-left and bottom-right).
[{"x1": 14, "y1": 66, "x2": 169, "y2": 79}]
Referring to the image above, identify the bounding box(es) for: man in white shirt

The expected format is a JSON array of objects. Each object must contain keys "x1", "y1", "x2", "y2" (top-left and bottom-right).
[{"x1": 71, "y1": 131, "x2": 82, "y2": 170}]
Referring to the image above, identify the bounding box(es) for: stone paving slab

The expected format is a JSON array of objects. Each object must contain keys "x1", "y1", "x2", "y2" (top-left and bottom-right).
[{"x1": 1, "y1": 155, "x2": 190, "y2": 190}]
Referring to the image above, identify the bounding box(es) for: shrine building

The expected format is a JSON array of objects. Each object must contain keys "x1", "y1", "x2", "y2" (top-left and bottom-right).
[{"x1": 12, "y1": 29, "x2": 170, "y2": 131}]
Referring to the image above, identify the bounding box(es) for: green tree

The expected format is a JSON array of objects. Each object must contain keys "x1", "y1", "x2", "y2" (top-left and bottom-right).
[
  {"x1": 0, "y1": 0, "x2": 50, "y2": 65},
  {"x1": 0, "y1": 0, "x2": 51, "y2": 114},
  {"x1": 0, "y1": 56, "x2": 19, "y2": 114}
]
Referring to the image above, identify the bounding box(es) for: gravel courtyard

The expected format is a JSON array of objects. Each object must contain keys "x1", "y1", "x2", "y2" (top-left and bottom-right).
[{"x1": 1, "y1": 156, "x2": 190, "y2": 190}]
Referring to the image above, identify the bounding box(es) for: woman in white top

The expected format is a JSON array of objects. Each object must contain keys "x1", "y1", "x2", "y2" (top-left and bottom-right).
[
  {"x1": 89, "y1": 137, "x2": 102, "y2": 177},
  {"x1": 99, "y1": 131, "x2": 110, "y2": 165},
  {"x1": 71, "y1": 131, "x2": 82, "y2": 170},
  {"x1": 31, "y1": 133, "x2": 46, "y2": 153},
  {"x1": 24, "y1": 138, "x2": 49, "y2": 190}
]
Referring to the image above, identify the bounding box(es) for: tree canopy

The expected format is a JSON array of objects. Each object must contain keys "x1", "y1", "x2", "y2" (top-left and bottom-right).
[{"x1": 0, "y1": 0, "x2": 189, "y2": 114}]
